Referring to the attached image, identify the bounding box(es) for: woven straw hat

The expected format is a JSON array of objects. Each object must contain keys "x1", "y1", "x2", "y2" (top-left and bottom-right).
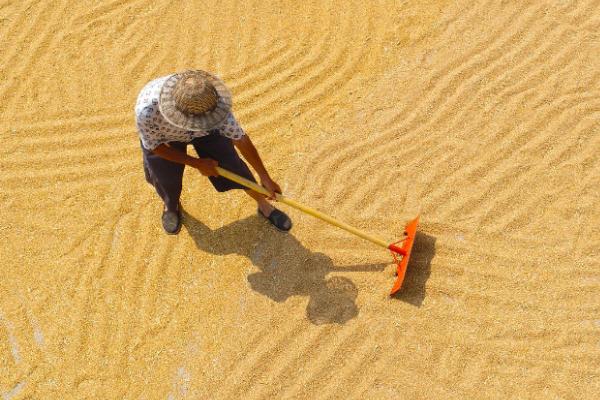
[{"x1": 159, "y1": 70, "x2": 232, "y2": 131}]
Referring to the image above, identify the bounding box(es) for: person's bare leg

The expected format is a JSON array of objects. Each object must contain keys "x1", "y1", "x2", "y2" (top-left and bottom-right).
[{"x1": 245, "y1": 189, "x2": 274, "y2": 216}]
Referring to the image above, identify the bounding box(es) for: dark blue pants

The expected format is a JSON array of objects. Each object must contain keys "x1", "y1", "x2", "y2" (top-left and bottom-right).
[{"x1": 141, "y1": 134, "x2": 256, "y2": 211}]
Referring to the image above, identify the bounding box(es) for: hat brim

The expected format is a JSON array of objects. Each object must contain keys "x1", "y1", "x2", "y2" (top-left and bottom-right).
[{"x1": 159, "y1": 70, "x2": 232, "y2": 131}]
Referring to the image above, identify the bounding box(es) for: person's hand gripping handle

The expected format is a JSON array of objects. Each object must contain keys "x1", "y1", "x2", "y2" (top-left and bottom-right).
[{"x1": 192, "y1": 158, "x2": 219, "y2": 177}]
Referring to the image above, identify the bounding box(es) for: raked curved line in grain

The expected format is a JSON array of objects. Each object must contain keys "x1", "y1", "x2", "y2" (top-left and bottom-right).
[
  {"x1": 68, "y1": 218, "x2": 120, "y2": 366},
  {"x1": 454, "y1": 91, "x2": 598, "y2": 187},
  {"x1": 231, "y1": 11, "x2": 344, "y2": 114},
  {"x1": 2, "y1": 131, "x2": 137, "y2": 170},
  {"x1": 229, "y1": 30, "x2": 328, "y2": 106},
  {"x1": 313, "y1": 328, "x2": 390, "y2": 399},
  {"x1": 304, "y1": 0, "x2": 600, "y2": 222},
  {"x1": 132, "y1": 232, "x2": 191, "y2": 340},
  {"x1": 216, "y1": 318, "x2": 315, "y2": 398},
  {"x1": 225, "y1": 325, "x2": 334, "y2": 398},
  {"x1": 112, "y1": 208, "x2": 172, "y2": 366},
  {"x1": 0, "y1": 0, "x2": 72, "y2": 117},
  {"x1": 294, "y1": 0, "x2": 519, "y2": 163},
  {"x1": 70, "y1": 0, "x2": 150, "y2": 35},
  {"x1": 413, "y1": 9, "x2": 599, "y2": 167},
  {"x1": 235, "y1": 2, "x2": 382, "y2": 132},
  {"x1": 345, "y1": 0, "x2": 599, "y2": 173},
  {"x1": 288, "y1": 0, "x2": 500, "y2": 193},
  {"x1": 224, "y1": 43, "x2": 296, "y2": 93},
  {"x1": 274, "y1": 322, "x2": 370, "y2": 399},
  {"x1": 221, "y1": 14, "x2": 297, "y2": 85},
  {"x1": 88, "y1": 212, "x2": 138, "y2": 373},
  {"x1": 0, "y1": 159, "x2": 138, "y2": 193},
  {"x1": 70, "y1": 201, "x2": 174, "y2": 376},
  {"x1": 0, "y1": 0, "x2": 42, "y2": 60},
  {"x1": 254, "y1": 326, "x2": 344, "y2": 399},
  {"x1": 126, "y1": 206, "x2": 176, "y2": 352},
  {"x1": 475, "y1": 110, "x2": 600, "y2": 231},
  {"x1": 0, "y1": 0, "x2": 48, "y2": 80},
  {"x1": 125, "y1": 39, "x2": 175, "y2": 85},
  {"x1": 190, "y1": 311, "x2": 286, "y2": 384},
  {"x1": 291, "y1": 0, "x2": 526, "y2": 199},
  {"x1": 434, "y1": 89, "x2": 600, "y2": 223},
  {"x1": 402, "y1": 22, "x2": 597, "y2": 195},
  {"x1": 310, "y1": 1, "x2": 552, "y2": 194},
  {"x1": 407, "y1": 93, "x2": 597, "y2": 222}
]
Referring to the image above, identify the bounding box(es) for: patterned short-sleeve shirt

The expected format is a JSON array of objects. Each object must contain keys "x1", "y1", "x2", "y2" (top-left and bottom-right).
[{"x1": 135, "y1": 75, "x2": 245, "y2": 150}]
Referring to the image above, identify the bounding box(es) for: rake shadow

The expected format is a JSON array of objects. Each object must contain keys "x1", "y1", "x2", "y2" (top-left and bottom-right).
[
  {"x1": 391, "y1": 231, "x2": 436, "y2": 306},
  {"x1": 181, "y1": 210, "x2": 387, "y2": 325}
]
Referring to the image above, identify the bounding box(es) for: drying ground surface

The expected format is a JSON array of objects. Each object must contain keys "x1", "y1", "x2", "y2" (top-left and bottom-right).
[{"x1": 1, "y1": 0, "x2": 599, "y2": 398}]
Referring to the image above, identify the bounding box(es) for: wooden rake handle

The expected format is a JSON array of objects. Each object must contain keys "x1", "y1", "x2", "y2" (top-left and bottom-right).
[{"x1": 216, "y1": 167, "x2": 390, "y2": 249}]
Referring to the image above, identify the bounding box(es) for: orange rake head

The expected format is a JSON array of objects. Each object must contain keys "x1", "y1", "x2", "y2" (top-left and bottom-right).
[{"x1": 387, "y1": 215, "x2": 420, "y2": 296}]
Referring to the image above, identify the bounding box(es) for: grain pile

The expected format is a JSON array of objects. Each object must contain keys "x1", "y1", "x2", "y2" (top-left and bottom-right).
[{"x1": 1, "y1": 0, "x2": 599, "y2": 398}]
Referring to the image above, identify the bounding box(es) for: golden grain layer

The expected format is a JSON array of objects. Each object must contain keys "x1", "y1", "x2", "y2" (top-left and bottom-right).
[{"x1": 1, "y1": 0, "x2": 599, "y2": 398}]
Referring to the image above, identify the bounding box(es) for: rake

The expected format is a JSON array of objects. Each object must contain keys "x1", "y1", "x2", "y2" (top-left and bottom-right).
[{"x1": 217, "y1": 167, "x2": 420, "y2": 296}]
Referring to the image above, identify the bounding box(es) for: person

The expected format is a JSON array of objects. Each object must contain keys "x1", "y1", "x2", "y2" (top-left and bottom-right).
[{"x1": 135, "y1": 69, "x2": 292, "y2": 235}]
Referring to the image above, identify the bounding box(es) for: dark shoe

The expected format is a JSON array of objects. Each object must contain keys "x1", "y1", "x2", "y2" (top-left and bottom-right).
[
  {"x1": 162, "y1": 204, "x2": 182, "y2": 235},
  {"x1": 258, "y1": 207, "x2": 292, "y2": 232}
]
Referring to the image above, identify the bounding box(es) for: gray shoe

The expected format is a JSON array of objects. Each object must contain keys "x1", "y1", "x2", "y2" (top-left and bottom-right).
[
  {"x1": 258, "y1": 207, "x2": 292, "y2": 232},
  {"x1": 162, "y1": 206, "x2": 181, "y2": 235}
]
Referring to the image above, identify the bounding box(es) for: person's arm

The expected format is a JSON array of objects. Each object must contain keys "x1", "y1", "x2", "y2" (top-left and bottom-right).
[
  {"x1": 233, "y1": 135, "x2": 281, "y2": 199},
  {"x1": 152, "y1": 143, "x2": 218, "y2": 176}
]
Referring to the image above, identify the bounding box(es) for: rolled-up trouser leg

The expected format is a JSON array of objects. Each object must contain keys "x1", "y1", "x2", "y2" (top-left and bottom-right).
[{"x1": 141, "y1": 141, "x2": 187, "y2": 211}]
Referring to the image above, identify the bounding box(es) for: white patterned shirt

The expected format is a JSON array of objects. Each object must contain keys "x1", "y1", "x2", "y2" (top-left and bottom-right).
[{"x1": 135, "y1": 75, "x2": 245, "y2": 151}]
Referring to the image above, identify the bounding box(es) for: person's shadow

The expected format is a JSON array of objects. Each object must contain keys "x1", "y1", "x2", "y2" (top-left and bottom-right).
[{"x1": 182, "y1": 210, "x2": 435, "y2": 324}]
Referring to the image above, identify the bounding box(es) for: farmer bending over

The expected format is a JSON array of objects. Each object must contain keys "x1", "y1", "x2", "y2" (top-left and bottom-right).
[{"x1": 135, "y1": 70, "x2": 292, "y2": 234}]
